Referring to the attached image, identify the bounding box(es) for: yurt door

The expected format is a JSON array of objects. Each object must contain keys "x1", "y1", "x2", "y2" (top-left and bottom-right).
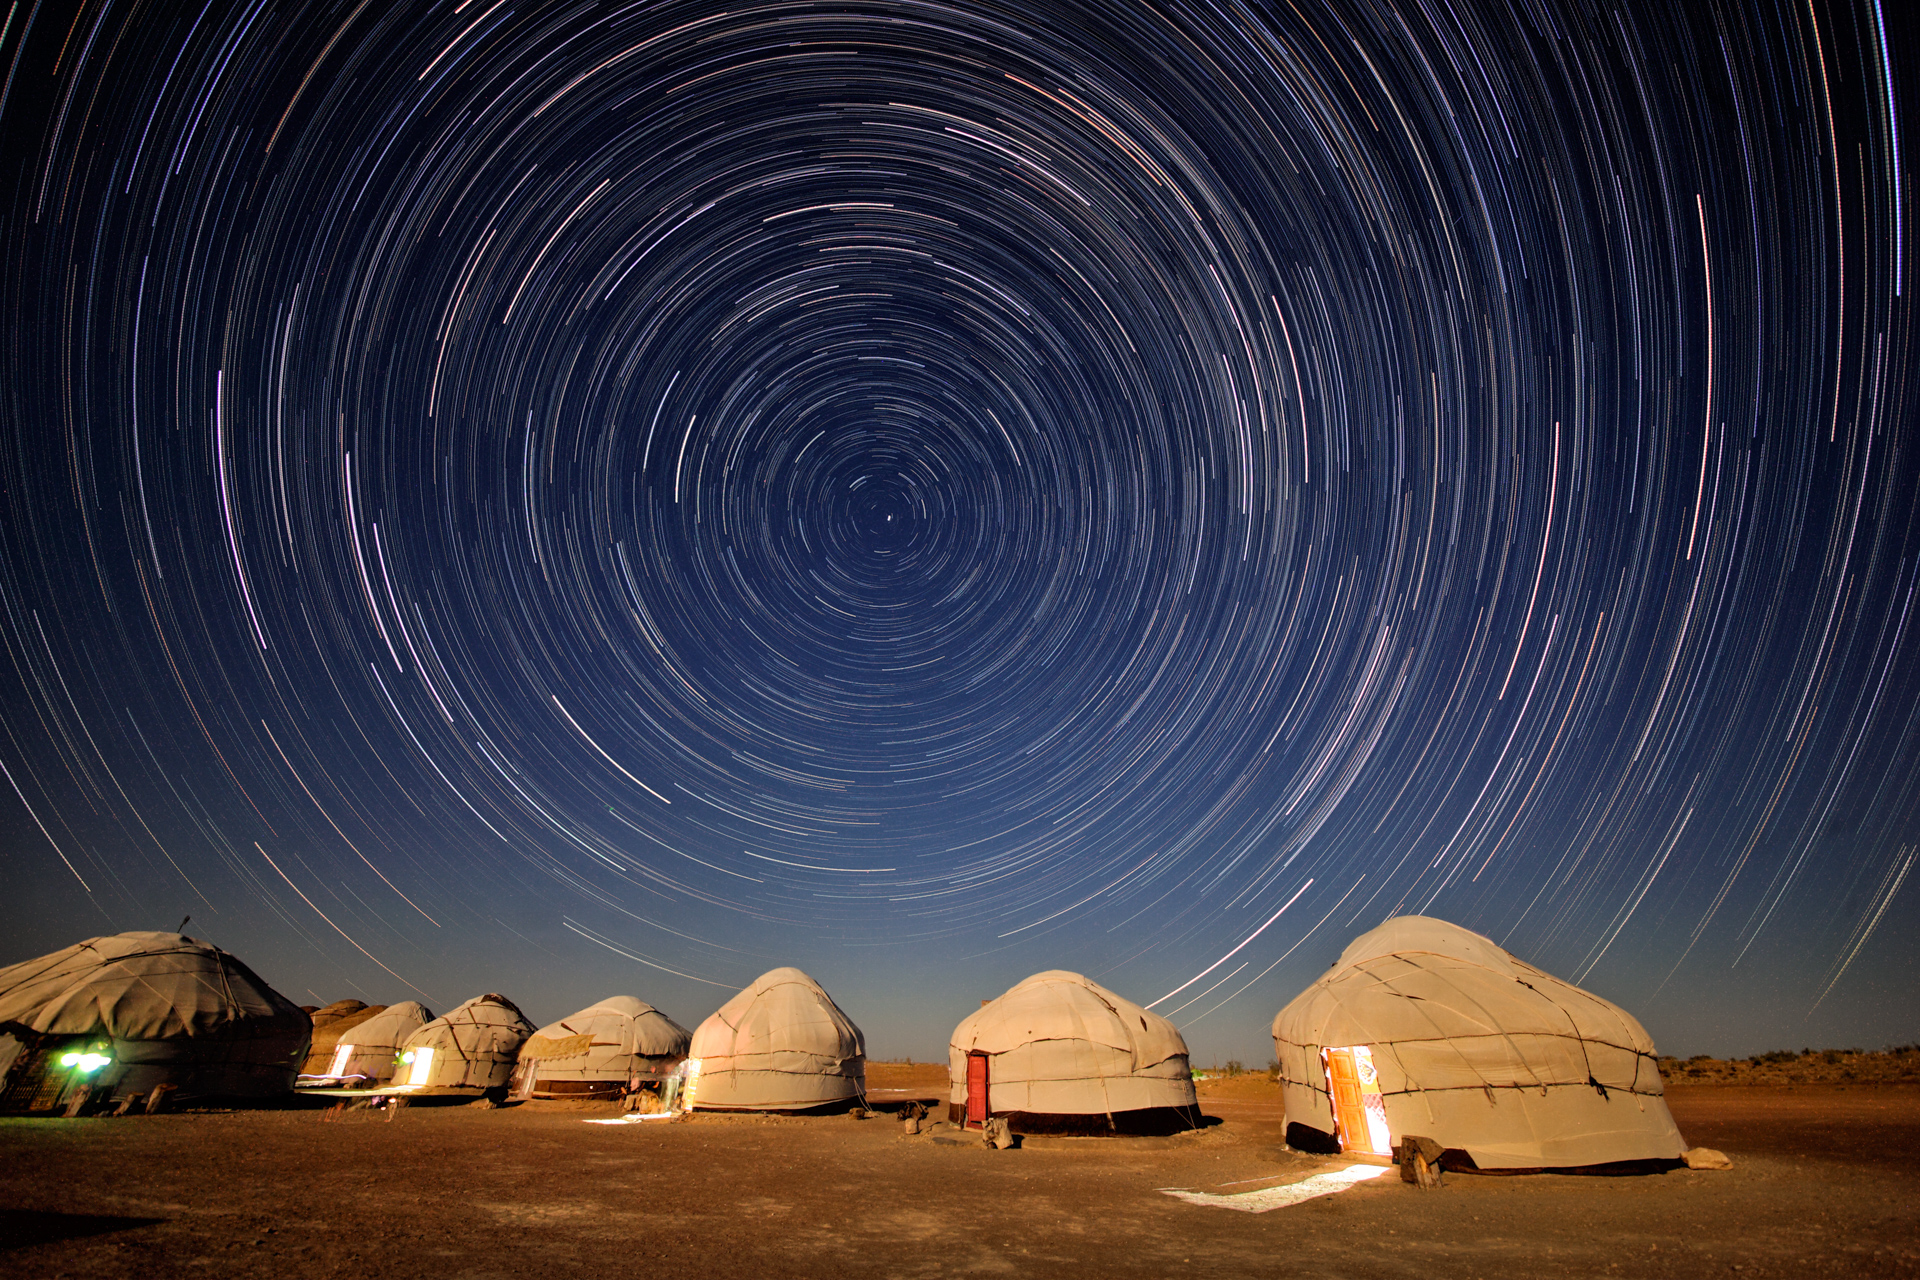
[
  {"x1": 1322, "y1": 1046, "x2": 1391, "y2": 1156},
  {"x1": 965, "y1": 1052, "x2": 990, "y2": 1128},
  {"x1": 399, "y1": 1047, "x2": 434, "y2": 1087}
]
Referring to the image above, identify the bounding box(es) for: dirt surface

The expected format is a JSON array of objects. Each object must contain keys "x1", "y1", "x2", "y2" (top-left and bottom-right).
[
  {"x1": 1656, "y1": 1046, "x2": 1920, "y2": 1087},
  {"x1": 2, "y1": 1072, "x2": 1915, "y2": 1278}
]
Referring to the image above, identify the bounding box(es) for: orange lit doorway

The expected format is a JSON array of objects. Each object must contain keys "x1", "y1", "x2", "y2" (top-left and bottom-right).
[
  {"x1": 965, "y1": 1051, "x2": 989, "y2": 1128},
  {"x1": 1322, "y1": 1046, "x2": 1391, "y2": 1156}
]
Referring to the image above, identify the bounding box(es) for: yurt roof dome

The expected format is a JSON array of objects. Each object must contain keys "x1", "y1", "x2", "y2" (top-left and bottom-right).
[
  {"x1": 1330, "y1": 915, "x2": 1518, "y2": 977},
  {"x1": 0, "y1": 931, "x2": 307, "y2": 1040},
  {"x1": 1279, "y1": 915, "x2": 1656, "y2": 1055},
  {"x1": 406, "y1": 993, "x2": 529, "y2": 1042},
  {"x1": 526, "y1": 996, "x2": 690, "y2": 1059},
  {"x1": 337, "y1": 1001, "x2": 431, "y2": 1045},
  {"x1": 953, "y1": 970, "x2": 1187, "y2": 1072},
  {"x1": 692, "y1": 967, "x2": 864, "y2": 1062}
]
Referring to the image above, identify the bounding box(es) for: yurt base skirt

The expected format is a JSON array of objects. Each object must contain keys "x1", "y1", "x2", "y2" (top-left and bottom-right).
[
  {"x1": 947, "y1": 1104, "x2": 1203, "y2": 1136},
  {"x1": 1283, "y1": 1122, "x2": 1687, "y2": 1177},
  {"x1": 521, "y1": 1078, "x2": 630, "y2": 1100},
  {"x1": 1, "y1": 1035, "x2": 299, "y2": 1112},
  {"x1": 693, "y1": 1096, "x2": 866, "y2": 1115},
  {"x1": 372, "y1": 1084, "x2": 508, "y2": 1103}
]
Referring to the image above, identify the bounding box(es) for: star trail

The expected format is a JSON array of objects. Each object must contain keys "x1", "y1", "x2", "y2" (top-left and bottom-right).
[{"x1": 0, "y1": 0, "x2": 1912, "y2": 1059}]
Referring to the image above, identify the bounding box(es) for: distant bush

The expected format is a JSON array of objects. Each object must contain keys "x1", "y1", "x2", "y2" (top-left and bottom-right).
[
  {"x1": 1224, "y1": 1059, "x2": 1245, "y2": 1077},
  {"x1": 1267, "y1": 1059, "x2": 1281, "y2": 1082}
]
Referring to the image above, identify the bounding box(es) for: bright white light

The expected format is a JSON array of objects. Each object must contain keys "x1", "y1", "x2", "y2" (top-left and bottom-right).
[
  {"x1": 680, "y1": 1058, "x2": 702, "y2": 1109},
  {"x1": 60, "y1": 1052, "x2": 112, "y2": 1073},
  {"x1": 405, "y1": 1046, "x2": 434, "y2": 1085},
  {"x1": 1162, "y1": 1164, "x2": 1390, "y2": 1213}
]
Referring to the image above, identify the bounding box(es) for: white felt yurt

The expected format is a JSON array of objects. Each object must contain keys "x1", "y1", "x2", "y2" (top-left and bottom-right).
[
  {"x1": 947, "y1": 971, "x2": 1199, "y2": 1134},
  {"x1": 0, "y1": 932, "x2": 310, "y2": 1111},
  {"x1": 386, "y1": 994, "x2": 534, "y2": 1094},
  {"x1": 686, "y1": 968, "x2": 864, "y2": 1111},
  {"x1": 1272, "y1": 916, "x2": 1687, "y2": 1171},
  {"x1": 510, "y1": 996, "x2": 691, "y2": 1099},
  {"x1": 299, "y1": 1001, "x2": 432, "y2": 1088}
]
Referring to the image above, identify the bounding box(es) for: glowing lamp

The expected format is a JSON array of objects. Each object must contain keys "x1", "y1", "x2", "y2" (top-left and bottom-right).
[{"x1": 60, "y1": 1051, "x2": 113, "y2": 1073}]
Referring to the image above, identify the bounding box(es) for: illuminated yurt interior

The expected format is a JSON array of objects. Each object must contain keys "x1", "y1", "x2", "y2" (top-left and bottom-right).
[
  {"x1": 298, "y1": 1000, "x2": 383, "y2": 1080},
  {"x1": 387, "y1": 993, "x2": 534, "y2": 1095},
  {"x1": 300, "y1": 1001, "x2": 433, "y2": 1089}
]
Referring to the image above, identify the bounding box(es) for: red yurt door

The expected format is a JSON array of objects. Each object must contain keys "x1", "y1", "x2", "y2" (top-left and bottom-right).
[{"x1": 965, "y1": 1051, "x2": 990, "y2": 1128}]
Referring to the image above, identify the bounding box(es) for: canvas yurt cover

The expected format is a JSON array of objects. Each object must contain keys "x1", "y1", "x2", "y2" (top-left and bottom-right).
[
  {"x1": 0, "y1": 932, "x2": 310, "y2": 1110},
  {"x1": 1272, "y1": 916, "x2": 1687, "y2": 1170},
  {"x1": 511, "y1": 996, "x2": 690, "y2": 1099},
  {"x1": 388, "y1": 994, "x2": 533, "y2": 1093},
  {"x1": 948, "y1": 970, "x2": 1198, "y2": 1133},
  {"x1": 687, "y1": 968, "x2": 864, "y2": 1110},
  {"x1": 300, "y1": 1001, "x2": 432, "y2": 1088},
  {"x1": 298, "y1": 1000, "x2": 384, "y2": 1079}
]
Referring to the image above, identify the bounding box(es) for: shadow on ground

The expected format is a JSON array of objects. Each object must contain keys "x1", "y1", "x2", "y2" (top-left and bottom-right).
[{"x1": 0, "y1": 1209, "x2": 166, "y2": 1251}]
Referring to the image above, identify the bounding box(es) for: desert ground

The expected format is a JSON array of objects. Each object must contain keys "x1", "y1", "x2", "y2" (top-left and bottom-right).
[{"x1": 2, "y1": 1060, "x2": 1916, "y2": 1278}]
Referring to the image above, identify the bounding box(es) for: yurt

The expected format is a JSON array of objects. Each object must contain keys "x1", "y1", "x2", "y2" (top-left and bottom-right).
[
  {"x1": 511, "y1": 996, "x2": 690, "y2": 1100},
  {"x1": 948, "y1": 971, "x2": 1199, "y2": 1135},
  {"x1": 686, "y1": 968, "x2": 864, "y2": 1111},
  {"x1": 1272, "y1": 916, "x2": 1687, "y2": 1171},
  {"x1": 0, "y1": 932, "x2": 310, "y2": 1111},
  {"x1": 386, "y1": 994, "x2": 534, "y2": 1095},
  {"x1": 298, "y1": 1000, "x2": 384, "y2": 1079},
  {"x1": 300, "y1": 1001, "x2": 432, "y2": 1088}
]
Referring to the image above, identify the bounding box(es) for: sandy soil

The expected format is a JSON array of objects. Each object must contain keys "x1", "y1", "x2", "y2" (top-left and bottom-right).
[
  {"x1": 1656, "y1": 1046, "x2": 1920, "y2": 1087},
  {"x1": 1, "y1": 1067, "x2": 1914, "y2": 1278}
]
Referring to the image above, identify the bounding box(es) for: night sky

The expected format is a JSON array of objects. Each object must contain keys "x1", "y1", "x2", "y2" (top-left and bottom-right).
[{"x1": 1, "y1": 0, "x2": 1913, "y2": 1064}]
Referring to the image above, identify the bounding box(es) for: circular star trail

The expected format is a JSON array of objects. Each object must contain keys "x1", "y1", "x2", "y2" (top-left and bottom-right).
[{"x1": 0, "y1": 0, "x2": 1913, "y2": 1049}]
